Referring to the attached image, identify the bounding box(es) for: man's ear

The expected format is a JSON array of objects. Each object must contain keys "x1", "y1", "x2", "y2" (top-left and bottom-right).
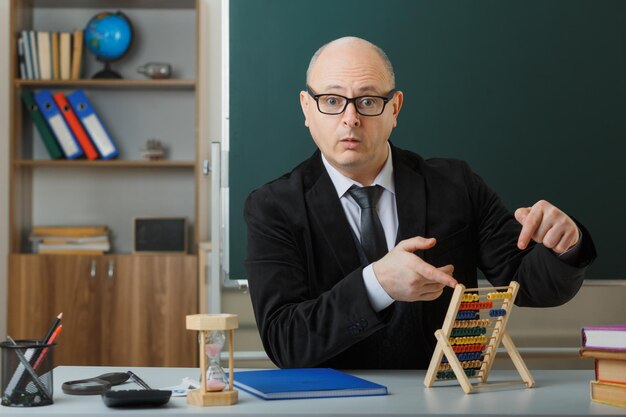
[
  {"x1": 300, "y1": 91, "x2": 310, "y2": 127},
  {"x1": 391, "y1": 91, "x2": 403, "y2": 128}
]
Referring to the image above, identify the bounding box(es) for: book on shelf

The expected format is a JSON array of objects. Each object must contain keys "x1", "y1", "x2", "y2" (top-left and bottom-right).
[
  {"x1": 29, "y1": 30, "x2": 40, "y2": 80},
  {"x1": 232, "y1": 368, "x2": 388, "y2": 400},
  {"x1": 20, "y1": 31, "x2": 33, "y2": 80},
  {"x1": 16, "y1": 30, "x2": 84, "y2": 80},
  {"x1": 31, "y1": 226, "x2": 110, "y2": 254},
  {"x1": 37, "y1": 248, "x2": 106, "y2": 255},
  {"x1": 17, "y1": 36, "x2": 26, "y2": 79},
  {"x1": 53, "y1": 92, "x2": 99, "y2": 160},
  {"x1": 582, "y1": 325, "x2": 626, "y2": 351},
  {"x1": 37, "y1": 241, "x2": 110, "y2": 254},
  {"x1": 21, "y1": 90, "x2": 64, "y2": 160},
  {"x1": 59, "y1": 32, "x2": 71, "y2": 80},
  {"x1": 32, "y1": 225, "x2": 108, "y2": 238},
  {"x1": 32, "y1": 235, "x2": 109, "y2": 244},
  {"x1": 37, "y1": 31, "x2": 51, "y2": 80},
  {"x1": 71, "y1": 30, "x2": 84, "y2": 80},
  {"x1": 590, "y1": 380, "x2": 626, "y2": 409},
  {"x1": 51, "y1": 32, "x2": 60, "y2": 79}
]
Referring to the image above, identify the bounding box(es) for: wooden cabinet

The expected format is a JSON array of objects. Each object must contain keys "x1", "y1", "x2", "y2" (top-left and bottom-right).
[
  {"x1": 100, "y1": 255, "x2": 198, "y2": 366},
  {"x1": 8, "y1": 255, "x2": 102, "y2": 366},
  {"x1": 7, "y1": 1, "x2": 208, "y2": 366},
  {"x1": 8, "y1": 254, "x2": 198, "y2": 367}
]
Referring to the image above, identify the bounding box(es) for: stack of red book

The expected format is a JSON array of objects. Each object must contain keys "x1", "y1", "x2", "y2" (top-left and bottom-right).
[{"x1": 580, "y1": 325, "x2": 626, "y2": 409}]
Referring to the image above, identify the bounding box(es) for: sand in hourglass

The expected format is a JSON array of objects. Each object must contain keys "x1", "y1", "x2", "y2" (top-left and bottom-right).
[{"x1": 205, "y1": 337, "x2": 227, "y2": 392}]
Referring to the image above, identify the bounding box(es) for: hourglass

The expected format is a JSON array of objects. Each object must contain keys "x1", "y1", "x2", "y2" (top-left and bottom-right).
[{"x1": 186, "y1": 314, "x2": 239, "y2": 406}]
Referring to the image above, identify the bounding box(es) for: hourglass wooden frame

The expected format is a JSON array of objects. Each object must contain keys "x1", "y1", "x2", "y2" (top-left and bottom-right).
[
  {"x1": 186, "y1": 314, "x2": 239, "y2": 406},
  {"x1": 424, "y1": 281, "x2": 535, "y2": 394}
]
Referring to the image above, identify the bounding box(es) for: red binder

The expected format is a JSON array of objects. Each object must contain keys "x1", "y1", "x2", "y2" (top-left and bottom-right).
[{"x1": 53, "y1": 92, "x2": 99, "y2": 160}]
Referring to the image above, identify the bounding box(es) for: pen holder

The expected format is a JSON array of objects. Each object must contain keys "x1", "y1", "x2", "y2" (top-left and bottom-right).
[{"x1": 1, "y1": 340, "x2": 55, "y2": 407}]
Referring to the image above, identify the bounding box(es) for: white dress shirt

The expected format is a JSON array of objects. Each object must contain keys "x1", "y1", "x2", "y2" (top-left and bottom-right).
[{"x1": 321, "y1": 144, "x2": 396, "y2": 312}]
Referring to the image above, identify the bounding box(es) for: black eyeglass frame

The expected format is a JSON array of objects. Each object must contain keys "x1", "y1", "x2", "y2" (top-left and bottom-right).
[{"x1": 306, "y1": 86, "x2": 397, "y2": 116}]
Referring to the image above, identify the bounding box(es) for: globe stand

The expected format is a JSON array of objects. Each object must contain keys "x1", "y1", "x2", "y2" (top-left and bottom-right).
[{"x1": 92, "y1": 61, "x2": 122, "y2": 79}]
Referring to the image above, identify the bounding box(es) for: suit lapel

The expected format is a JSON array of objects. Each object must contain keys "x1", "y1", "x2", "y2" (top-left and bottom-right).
[
  {"x1": 393, "y1": 147, "x2": 427, "y2": 259},
  {"x1": 304, "y1": 155, "x2": 362, "y2": 277}
]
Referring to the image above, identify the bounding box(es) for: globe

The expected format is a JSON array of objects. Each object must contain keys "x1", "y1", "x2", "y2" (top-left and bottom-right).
[{"x1": 84, "y1": 11, "x2": 133, "y2": 79}]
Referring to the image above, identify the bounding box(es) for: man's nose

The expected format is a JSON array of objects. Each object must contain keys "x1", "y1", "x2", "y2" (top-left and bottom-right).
[{"x1": 342, "y1": 101, "x2": 361, "y2": 128}]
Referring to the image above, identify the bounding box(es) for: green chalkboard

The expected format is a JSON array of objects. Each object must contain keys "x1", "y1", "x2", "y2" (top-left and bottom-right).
[{"x1": 230, "y1": 0, "x2": 625, "y2": 280}]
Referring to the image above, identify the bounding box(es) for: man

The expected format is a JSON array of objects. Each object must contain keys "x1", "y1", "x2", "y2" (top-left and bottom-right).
[{"x1": 244, "y1": 37, "x2": 596, "y2": 369}]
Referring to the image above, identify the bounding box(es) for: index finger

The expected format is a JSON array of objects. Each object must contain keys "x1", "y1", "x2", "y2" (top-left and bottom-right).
[
  {"x1": 518, "y1": 204, "x2": 544, "y2": 250},
  {"x1": 415, "y1": 261, "x2": 457, "y2": 288}
]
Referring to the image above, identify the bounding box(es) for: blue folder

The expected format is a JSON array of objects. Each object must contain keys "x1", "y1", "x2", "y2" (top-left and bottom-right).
[
  {"x1": 232, "y1": 368, "x2": 388, "y2": 400},
  {"x1": 33, "y1": 89, "x2": 83, "y2": 159}
]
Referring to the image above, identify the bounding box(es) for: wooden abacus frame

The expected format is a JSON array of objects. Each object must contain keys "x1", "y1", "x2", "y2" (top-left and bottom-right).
[{"x1": 424, "y1": 281, "x2": 535, "y2": 394}]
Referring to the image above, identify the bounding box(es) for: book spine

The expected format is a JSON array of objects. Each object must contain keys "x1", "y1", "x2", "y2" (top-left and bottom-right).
[
  {"x1": 71, "y1": 30, "x2": 83, "y2": 80},
  {"x1": 17, "y1": 36, "x2": 26, "y2": 79},
  {"x1": 29, "y1": 31, "x2": 40, "y2": 80},
  {"x1": 21, "y1": 30, "x2": 33, "y2": 80},
  {"x1": 37, "y1": 31, "x2": 51, "y2": 80},
  {"x1": 59, "y1": 32, "x2": 71, "y2": 81},
  {"x1": 51, "y1": 32, "x2": 60, "y2": 80}
]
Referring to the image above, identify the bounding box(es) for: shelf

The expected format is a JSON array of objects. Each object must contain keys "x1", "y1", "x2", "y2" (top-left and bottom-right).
[
  {"x1": 15, "y1": 79, "x2": 196, "y2": 90},
  {"x1": 31, "y1": 0, "x2": 195, "y2": 9},
  {"x1": 14, "y1": 160, "x2": 196, "y2": 168}
]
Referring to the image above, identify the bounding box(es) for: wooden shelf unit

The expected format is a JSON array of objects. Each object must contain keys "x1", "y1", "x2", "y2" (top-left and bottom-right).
[{"x1": 7, "y1": 0, "x2": 208, "y2": 367}]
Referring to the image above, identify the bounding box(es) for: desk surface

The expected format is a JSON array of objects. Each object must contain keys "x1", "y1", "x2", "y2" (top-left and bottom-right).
[{"x1": 2, "y1": 366, "x2": 624, "y2": 416}]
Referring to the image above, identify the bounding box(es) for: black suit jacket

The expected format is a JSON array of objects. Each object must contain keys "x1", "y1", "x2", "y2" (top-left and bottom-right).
[{"x1": 244, "y1": 144, "x2": 596, "y2": 369}]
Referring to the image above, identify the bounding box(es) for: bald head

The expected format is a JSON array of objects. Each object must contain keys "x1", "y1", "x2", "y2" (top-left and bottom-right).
[{"x1": 306, "y1": 37, "x2": 396, "y2": 89}]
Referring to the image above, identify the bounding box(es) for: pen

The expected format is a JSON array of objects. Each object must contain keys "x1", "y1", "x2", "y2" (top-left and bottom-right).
[{"x1": 127, "y1": 370, "x2": 152, "y2": 390}]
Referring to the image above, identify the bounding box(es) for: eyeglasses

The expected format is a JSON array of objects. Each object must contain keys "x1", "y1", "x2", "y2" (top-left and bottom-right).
[{"x1": 306, "y1": 86, "x2": 396, "y2": 116}]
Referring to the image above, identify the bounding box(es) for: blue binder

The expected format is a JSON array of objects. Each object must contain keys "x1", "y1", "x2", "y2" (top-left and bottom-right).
[
  {"x1": 67, "y1": 90, "x2": 119, "y2": 160},
  {"x1": 33, "y1": 89, "x2": 83, "y2": 159}
]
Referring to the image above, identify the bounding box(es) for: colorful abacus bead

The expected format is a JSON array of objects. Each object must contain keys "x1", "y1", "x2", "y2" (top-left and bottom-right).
[
  {"x1": 456, "y1": 310, "x2": 478, "y2": 320},
  {"x1": 461, "y1": 293, "x2": 479, "y2": 302},
  {"x1": 489, "y1": 309, "x2": 506, "y2": 317},
  {"x1": 459, "y1": 301, "x2": 494, "y2": 310},
  {"x1": 486, "y1": 291, "x2": 513, "y2": 300}
]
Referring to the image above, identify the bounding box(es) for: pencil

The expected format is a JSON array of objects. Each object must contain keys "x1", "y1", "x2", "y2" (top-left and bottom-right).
[
  {"x1": 33, "y1": 324, "x2": 62, "y2": 370},
  {"x1": 43, "y1": 312, "x2": 62, "y2": 343}
]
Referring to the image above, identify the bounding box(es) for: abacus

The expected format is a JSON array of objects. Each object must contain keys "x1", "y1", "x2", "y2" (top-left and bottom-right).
[{"x1": 424, "y1": 281, "x2": 535, "y2": 394}]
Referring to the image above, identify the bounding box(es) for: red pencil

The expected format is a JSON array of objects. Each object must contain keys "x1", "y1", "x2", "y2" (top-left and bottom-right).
[{"x1": 33, "y1": 324, "x2": 62, "y2": 371}]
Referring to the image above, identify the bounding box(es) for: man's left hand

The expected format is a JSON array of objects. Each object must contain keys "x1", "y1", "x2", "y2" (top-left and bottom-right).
[{"x1": 514, "y1": 200, "x2": 580, "y2": 254}]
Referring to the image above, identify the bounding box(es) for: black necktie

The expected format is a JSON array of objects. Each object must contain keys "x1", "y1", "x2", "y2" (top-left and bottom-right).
[{"x1": 348, "y1": 185, "x2": 388, "y2": 263}]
